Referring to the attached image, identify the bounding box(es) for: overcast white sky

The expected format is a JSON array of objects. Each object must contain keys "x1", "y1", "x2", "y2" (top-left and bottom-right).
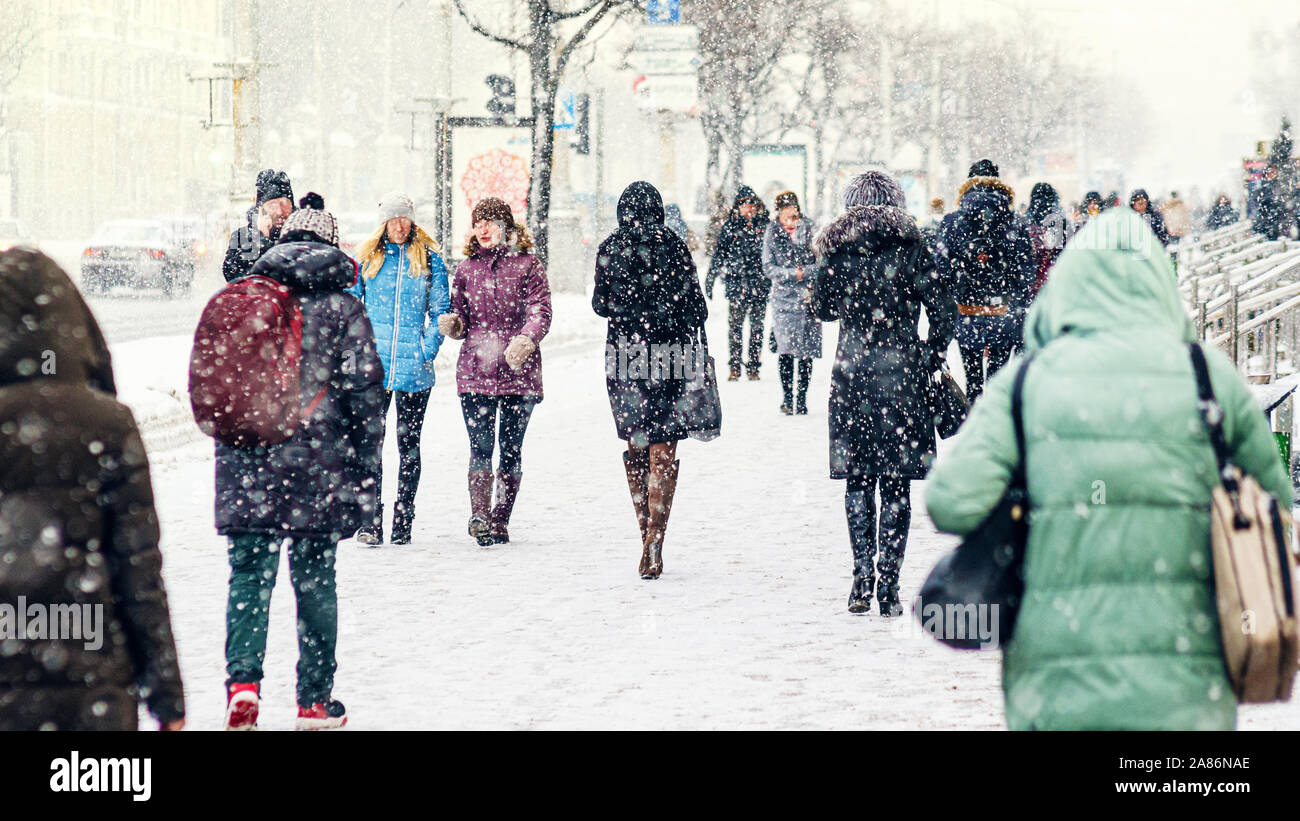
[{"x1": 891, "y1": 0, "x2": 1300, "y2": 200}]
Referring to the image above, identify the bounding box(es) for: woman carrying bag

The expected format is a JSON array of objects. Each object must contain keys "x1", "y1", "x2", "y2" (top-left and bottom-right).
[
  {"x1": 594, "y1": 182, "x2": 710, "y2": 580},
  {"x1": 810, "y1": 171, "x2": 957, "y2": 616},
  {"x1": 924, "y1": 209, "x2": 1291, "y2": 730},
  {"x1": 349, "y1": 192, "x2": 450, "y2": 546}
]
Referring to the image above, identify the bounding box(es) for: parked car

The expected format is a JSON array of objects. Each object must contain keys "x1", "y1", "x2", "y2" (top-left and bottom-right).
[
  {"x1": 0, "y1": 217, "x2": 37, "y2": 252},
  {"x1": 81, "y1": 219, "x2": 194, "y2": 297},
  {"x1": 157, "y1": 215, "x2": 213, "y2": 275}
]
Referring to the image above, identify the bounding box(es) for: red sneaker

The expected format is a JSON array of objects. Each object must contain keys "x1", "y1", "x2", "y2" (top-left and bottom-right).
[
  {"x1": 296, "y1": 699, "x2": 347, "y2": 731},
  {"x1": 224, "y1": 683, "x2": 259, "y2": 731}
]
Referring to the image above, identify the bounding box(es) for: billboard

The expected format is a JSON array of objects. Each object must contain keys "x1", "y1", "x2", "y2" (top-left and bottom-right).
[{"x1": 450, "y1": 125, "x2": 532, "y2": 257}]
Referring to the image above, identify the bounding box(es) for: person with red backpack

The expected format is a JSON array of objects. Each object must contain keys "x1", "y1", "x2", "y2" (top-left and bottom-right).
[{"x1": 190, "y1": 194, "x2": 384, "y2": 730}]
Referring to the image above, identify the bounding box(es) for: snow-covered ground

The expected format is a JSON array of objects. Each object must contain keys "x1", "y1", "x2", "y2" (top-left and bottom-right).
[{"x1": 82, "y1": 278, "x2": 1300, "y2": 731}]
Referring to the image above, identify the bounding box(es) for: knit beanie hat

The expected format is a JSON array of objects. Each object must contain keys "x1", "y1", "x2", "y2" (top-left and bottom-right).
[
  {"x1": 471, "y1": 197, "x2": 515, "y2": 227},
  {"x1": 281, "y1": 194, "x2": 338, "y2": 246},
  {"x1": 255, "y1": 168, "x2": 294, "y2": 206},
  {"x1": 842, "y1": 170, "x2": 906, "y2": 209},
  {"x1": 774, "y1": 190, "x2": 799, "y2": 211},
  {"x1": 968, "y1": 159, "x2": 999, "y2": 178},
  {"x1": 379, "y1": 191, "x2": 415, "y2": 223}
]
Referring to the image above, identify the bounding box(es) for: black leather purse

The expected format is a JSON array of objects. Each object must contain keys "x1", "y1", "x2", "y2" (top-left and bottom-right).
[
  {"x1": 928, "y1": 364, "x2": 969, "y2": 439},
  {"x1": 915, "y1": 353, "x2": 1035, "y2": 650}
]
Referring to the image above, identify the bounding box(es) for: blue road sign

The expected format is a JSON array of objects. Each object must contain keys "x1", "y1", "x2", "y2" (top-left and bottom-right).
[
  {"x1": 646, "y1": 0, "x2": 681, "y2": 24},
  {"x1": 553, "y1": 87, "x2": 576, "y2": 130}
]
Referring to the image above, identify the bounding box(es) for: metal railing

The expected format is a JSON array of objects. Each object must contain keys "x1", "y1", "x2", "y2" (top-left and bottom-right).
[{"x1": 1178, "y1": 220, "x2": 1300, "y2": 380}]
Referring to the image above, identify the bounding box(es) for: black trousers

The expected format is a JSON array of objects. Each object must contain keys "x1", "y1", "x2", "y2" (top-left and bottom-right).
[
  {"x1": 370, "y1": 388, "x2": 431, "y2": 531},
  {"x1": 845, "y1": 475, "x2": 912, "y2": 602},
  {"x1": 959, "y1": 343, "x2": 1014, "y2": 404},
  {"x1": 778, "y1": 354, "x2": 812, "y2": 406},
  {"x1": 460, "y1": 393, "x2": 537, "y2": 475},
  {"x1": 727, "y1": 296, "x2": 767, "y2": 373}
]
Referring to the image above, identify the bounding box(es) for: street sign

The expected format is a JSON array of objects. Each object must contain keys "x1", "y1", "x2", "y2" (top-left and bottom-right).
[
  {"x1": 632, "y1": 24, "x2": 698, "y2": 51},
  {"x1": 553, "y1": 86, "x2": 576, "y2": 131},
  {"x1": 634, "y1": 74, "x2": 698, "y2": 115},
  {"x1": 626, "y1": 50, "x2": 699, "y2": 75},
  {"x1": 646, "y1": 0, "x2": 680, "y2": 23}
]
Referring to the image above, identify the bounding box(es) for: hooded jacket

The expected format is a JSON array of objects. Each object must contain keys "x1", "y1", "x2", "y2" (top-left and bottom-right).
[
  {"x1": 706, "y1": 185, "x2": 771, "y2": 302},
  {"x1": 215, "y1": 241, "x2": 385, "y2": 537},
  {"x1": 0, "y1": 250, "x2": 185, "y2": 729},
  {"x1": 1130, "y1": 189, "x2": 1171, "y2": 247},
  {"x1": 593, "y1": 181, "x2": 708, "y2": 444},
  {"x1": 925, "y1": 210, "x2": 1292, "y2": 730}
]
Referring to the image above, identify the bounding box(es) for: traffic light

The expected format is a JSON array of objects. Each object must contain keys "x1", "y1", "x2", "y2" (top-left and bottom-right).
[
  {"x1": 573, "y1": 93, "x2": 590, "y2": 155},
  {"x1": 486, "y1": 74, "x2": 516, "y2": 117}
]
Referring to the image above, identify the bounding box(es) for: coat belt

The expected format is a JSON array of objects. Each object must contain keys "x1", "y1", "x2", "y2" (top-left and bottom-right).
[{"x1": 957, "y1": 303, "x2": 1010, "y2": 317}]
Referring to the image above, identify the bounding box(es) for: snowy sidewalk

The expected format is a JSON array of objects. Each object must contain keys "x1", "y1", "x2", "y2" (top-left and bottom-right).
[{"x1": 127, "y1": 303, "x2": 1300, "y2": 730}]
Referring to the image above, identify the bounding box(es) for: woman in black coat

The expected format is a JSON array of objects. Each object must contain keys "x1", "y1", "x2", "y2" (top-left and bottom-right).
[
  {"x1": 810, "y1": 171, "x2": 957, "y2": 616},
  {"x1": 0, "y1": 250, "x2": 185, "y2": 730},
  {"x1": 594, "y1": 181, "x2": 708, "y2": 581}
]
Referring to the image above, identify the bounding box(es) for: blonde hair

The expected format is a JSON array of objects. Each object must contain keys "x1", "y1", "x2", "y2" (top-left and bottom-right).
[
  {"x1": 462, "y1": 221, "x2": 534, "y2": 258},
  {"x1": 358, "y1": 223, "x2": 442, "y2": 279}
]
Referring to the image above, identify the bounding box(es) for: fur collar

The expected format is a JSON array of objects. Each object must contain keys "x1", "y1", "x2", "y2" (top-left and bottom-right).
[
  {"x1": 957, "y1": 176, "x2": 1015, "y2": 207},
  {"x1": 813, "y1": 205, "x2": 919, "y2": 258}
]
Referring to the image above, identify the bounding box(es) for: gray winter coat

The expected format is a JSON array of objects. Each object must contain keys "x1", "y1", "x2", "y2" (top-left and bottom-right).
[{"x1": 763, "y1": 219, "x2": 823, "y2": 359}]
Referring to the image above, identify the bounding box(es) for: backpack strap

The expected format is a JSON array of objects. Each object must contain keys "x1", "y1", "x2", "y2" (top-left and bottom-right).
[
  {"x1": 1188, "y1": 342, "x2": 1232, "y2": 476},
  {"x1": 1009, "y1": 352, "x2": 1036, "y2": 486}
]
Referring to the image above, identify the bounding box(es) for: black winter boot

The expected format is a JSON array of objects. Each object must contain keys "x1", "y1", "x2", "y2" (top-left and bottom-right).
[
  {"x1": 845, "y1": 487, "x2": 877, "y2": 614},
  {"x1": 875, "y1": 477, "x2": 912, "y2": 617},
  {"x1": 778, "y1": 354, "x2": 794, "y2": 414},
  {"x1": 796, "y1": 358, "x2": 811, "y2": 414}
]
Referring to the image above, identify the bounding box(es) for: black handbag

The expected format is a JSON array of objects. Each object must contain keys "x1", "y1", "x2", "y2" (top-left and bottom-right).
[
  {"x1": 915, "y1": 353, "x2": 1035, "y2": 650},
  {"x1": 684, "y1": 324, "x2": 722, "y2": 442},
  {"x1": 928, "y1": 364, "x2": 969, "y2": 439}
]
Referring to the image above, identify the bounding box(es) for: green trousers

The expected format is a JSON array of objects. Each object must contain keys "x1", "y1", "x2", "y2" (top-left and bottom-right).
[{"x1": 225, "y1": 534, "x2": 338, "y2": 708}]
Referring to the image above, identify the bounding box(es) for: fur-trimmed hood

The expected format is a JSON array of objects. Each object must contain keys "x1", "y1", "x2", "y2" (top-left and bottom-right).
[
  {"x1": 957, "y1": 175, "x2": 1015, "y2": 207},
  {"x1": 812, "y1": 204, "x2": 920, "y2": 259}
]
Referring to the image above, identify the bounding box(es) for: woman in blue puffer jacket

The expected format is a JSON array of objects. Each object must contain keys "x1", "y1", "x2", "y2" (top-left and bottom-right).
[{"x1": 348, "y1": 192, "x2": 450, "y2": 545}]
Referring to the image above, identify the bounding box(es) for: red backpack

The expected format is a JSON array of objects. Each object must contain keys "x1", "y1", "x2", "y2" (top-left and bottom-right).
[{"x1": 189, "y1": 275, "x2": 327, "y2": 448}]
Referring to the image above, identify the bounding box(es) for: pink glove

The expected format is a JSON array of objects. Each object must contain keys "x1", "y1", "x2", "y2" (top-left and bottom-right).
[
  {"x1": 504, "y1": 334, "x2": 537, "y2": 371},
  {"x1": 438, "y1": 313, "x2": 465, "y2": 340}
]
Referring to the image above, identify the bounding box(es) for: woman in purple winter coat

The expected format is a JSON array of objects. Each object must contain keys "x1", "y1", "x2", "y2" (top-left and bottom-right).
[{"x1": 438, "y1": 198, "x2": 552, "y2": 546}]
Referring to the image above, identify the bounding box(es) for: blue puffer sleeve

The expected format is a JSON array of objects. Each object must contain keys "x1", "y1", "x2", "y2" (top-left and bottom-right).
[{"x1": 422, "y1": 252, "x2": 450, "y2": 362}]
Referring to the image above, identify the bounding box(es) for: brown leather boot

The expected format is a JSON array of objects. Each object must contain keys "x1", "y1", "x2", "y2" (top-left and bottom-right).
[
  {"x1": 642, "y1": 448, "x2": 680, "y2": 580},
  {"x1": 489, "y1": 473, "x2": 522, "y2": 544},
  {"x1": 468, "y1": 470, "x2": 494, "y2": 546},
  {"x1": 623, "y1": 450, "x2": 651, "y2": 574}
]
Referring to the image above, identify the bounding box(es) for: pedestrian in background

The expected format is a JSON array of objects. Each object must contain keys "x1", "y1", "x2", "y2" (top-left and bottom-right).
[
  {"x1": 348, "y1": 192, "x2": 449, "y2": 546},
  {"x1": 223, "y1": 168, "x2": 294, "y2": 282},
  {"x1": 707, "y1": 185, "x2": 771, "y2": 381},
  {"x1": 763, "y1": 190, "x2": 821, "y2": 415},
  {"x1": 439, "y1": 198, "x2": 552, "y2": 547}
]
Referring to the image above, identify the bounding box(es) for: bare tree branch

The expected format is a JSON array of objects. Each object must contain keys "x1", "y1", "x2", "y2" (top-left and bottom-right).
[
  {"x1": 554, "y1": 0, "x2": 607, "y2": 21},
  {"x1": 451, "y1": 0, "x2": 530, "y2": 51},
  {"x1": 556, "y1": 0, "x2": 618, "y2": 73}
]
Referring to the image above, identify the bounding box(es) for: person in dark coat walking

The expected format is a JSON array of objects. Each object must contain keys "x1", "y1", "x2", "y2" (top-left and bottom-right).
[
  {"x1": 215, "y1": 203, "x2": 385, "y2": 730},
  {"x1": 706, "y1": 185, "x2": 771, "y2": 380},
  {"x1": 934, "y1": 159, "x2": 1035, "y2": 403},
  {"x1": 810, "y1": 171, "x2": 957, "y2": 616},
  {"x1": 1025, "y1": 182, "x2": 1068, "y2": 295},
  {"x1": 437, "y1": 197, "x2": 552, "y2": 547},
  {"x1": 1129, "y1": 189, "x2": 1170, "y2": 247},
  {"x1": 0, "y1": 249, "x2": 185, "y2": 731},
  {"x1": 222, "y1": 168, "x2": 294, "y2": 282},
  {"x1": 1206, "y1": 193, "x2": 1239, "y2": 231},
  {"x1": 594, "y1": 182, "x2": 708, "y2": 580},
  {"x1": 763, "y1": 190, "x2": 821, "y2": 415}
]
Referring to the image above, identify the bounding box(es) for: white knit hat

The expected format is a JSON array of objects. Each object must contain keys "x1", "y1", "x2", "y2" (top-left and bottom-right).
[{"x1": 379, "y1": 191, "x2": 415, "y2": 223}]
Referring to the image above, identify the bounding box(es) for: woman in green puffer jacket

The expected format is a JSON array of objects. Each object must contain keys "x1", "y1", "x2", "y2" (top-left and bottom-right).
[{"x1": 925, "y1": 208, "x2": 1293, "y2": 730}]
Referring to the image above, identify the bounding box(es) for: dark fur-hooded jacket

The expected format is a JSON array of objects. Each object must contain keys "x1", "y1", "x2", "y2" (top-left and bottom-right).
[
  {"x1": 934, "y1": 176, "x2": 1036, "y2": 309},
  {"x1": 0, "y1": 249, "x2": 184, "y2": 728},
  {"x1": 809, "y1": 205, "x2": 958, "y2": 480}
]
